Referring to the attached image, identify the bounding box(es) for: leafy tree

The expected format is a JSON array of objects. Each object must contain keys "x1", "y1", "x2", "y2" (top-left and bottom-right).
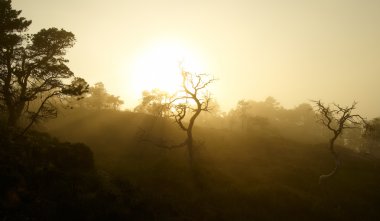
[
  {"x1": 134, "y1": 88, "x2": 171, "y2": 117},
  {"x1": 85, "y1": 82, "x2": 123, "y2": 110},
  {"x1": 364, "y1": 118, "x2": 380, "y2": 140},
  {"x1": 0, "y1": 0, "x2": 88, "y2": 132},
  {"x1": 235, "y1": 100, "x2": 251, "y2": 130},
  {"x1": 228, "y1": 97, "x2": 281, "y2": 131},
  {"x1": 362, "y1": 117, "x2": 380, "y2": 153},
  {"x1": 105, "y1": 93, "x2": 124, "y2": 110},
  {"x1": 248, "y1": 116, "x2": 270, "y2": 130},
  {"x1": 291, "y1": 103, "x2": 315, "y2": 125},
  {"x1": 313, "y1": 100, "x2": 365, "y2": 184}
]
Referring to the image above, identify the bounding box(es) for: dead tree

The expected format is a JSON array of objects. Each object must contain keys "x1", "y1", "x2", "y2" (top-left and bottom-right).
[
  {"x1": 170, "y1": 70, "x2": 215, "y2": 165},
  {"x1": 313, "y1": 100, "x2": 365, "y2": 184},
  {"x1": 139, "y1": 69, "x2": 215, "y2": 169}
]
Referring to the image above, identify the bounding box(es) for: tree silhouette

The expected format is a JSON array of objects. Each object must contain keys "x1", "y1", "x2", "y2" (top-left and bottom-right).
[
  {"x1": 167, "y1": 70, "x2": 215, "y2": 164},
  {"x1": 313, "y1": 100, "x2": 365, "y2": 184},
  {"x1": 0, "y1": 0, "x2": 88, "y2": 132},
  {"x1": 140, "y1": 69, "x2": 215, "y2": 173}
]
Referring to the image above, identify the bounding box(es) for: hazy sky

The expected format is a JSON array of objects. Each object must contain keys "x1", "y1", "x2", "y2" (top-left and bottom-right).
[{"x1": 13, "y1": 0, "x2": 380, "y2": 118}]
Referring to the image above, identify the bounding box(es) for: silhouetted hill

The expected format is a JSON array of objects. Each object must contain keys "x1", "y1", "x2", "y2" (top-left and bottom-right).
[{"x1": 43, "y1": 109, "x2": 380, "y2": 221}]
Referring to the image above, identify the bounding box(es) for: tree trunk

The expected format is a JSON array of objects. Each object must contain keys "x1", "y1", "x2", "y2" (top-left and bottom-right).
[
  {"x1": 187, "y1": 131, "x2": 194, "y2": 167},
  {"x1": 319, "y1": 135, "x2": 340, "y2": 184},
  {"x1": 186, "y1": 118, "x2": 204, "y2": 189},
  {"x1": 7, "y1": 102, "x2": 24, "y2": 128},
  {"x1": 7, "y1": 109, "x2": 19, "y2": 128},
  {"x1": 187, "y1": 105, "x2": 202, "y2": 164}
]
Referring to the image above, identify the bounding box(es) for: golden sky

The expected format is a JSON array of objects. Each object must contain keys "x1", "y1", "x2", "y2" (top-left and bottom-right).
[{"x1": 14, "y1": 0, "x2": 380, "y2": 118}]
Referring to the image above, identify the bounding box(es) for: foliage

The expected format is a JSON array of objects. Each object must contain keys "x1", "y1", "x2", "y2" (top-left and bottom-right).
[
  {"x1": 134, "y1": 88, "x2": 171, "y2": 117},
  {"x1": 229, "y1": 97, "x2": 282, "y2": 130},
  {"x1": 362, "y1": 117, "x2": 380, "y2": 154},
  {"x1": 0, "y1": 128, "x2": 150, "y2": 220},
  {"x1": 227, "y1": 98, "x2": 322, "y2": 143},
  {"x1": 0, "y1": 0, "x2": 31, "y2": 47},
  {"x1": 0, "y1": 0, "x2": 88, "y2": 131},
  {"x1": 80, "y1": 82, "x2": 123, "y2": 110},
  {"x1": 364, "y1": 117, "x2": 380, "y2": 140}
]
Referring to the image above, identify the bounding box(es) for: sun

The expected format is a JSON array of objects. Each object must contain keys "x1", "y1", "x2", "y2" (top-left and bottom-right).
[{"x1": 130, "y1": 40, "x2": 204, "y2": 95}]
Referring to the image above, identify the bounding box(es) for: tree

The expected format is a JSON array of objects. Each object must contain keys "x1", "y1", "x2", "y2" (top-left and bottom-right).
[
  {"x1": 228, "y1": 97, "x2": 281, "y2": 131},
  {"x1": 85, "y1": 82, "x2": 123, "y2": 110},
  {"x1": 168, "y1": 70, "x2": 215, "y2": 165},
  {"x1": 236, "y1": 100, "x2": 250, "y2": 130},
  {"x1": 363, "y1": 118, "x2": 380, "y2": 141},
  {"x1": 362, "y1": 117, "x2": 380, "y2": 154},
  {"x1": 0, "y1": 0, "x2": 31, "y2": 48},
  {"x1": 313, "y1": 100, "x2": 365, "y2": 184},
  {"x1": 140, "y1": 69, "x2": 215, "y2": 170},
  {"x1": 105, "y1": 94, "x2": 124, "y2": 110},
  {"x1": 0, "y1": 0, "x2": 88, "y2": 132},
  {"x1": 134, "y1": 88, "x2": 171, "y2": 117}
]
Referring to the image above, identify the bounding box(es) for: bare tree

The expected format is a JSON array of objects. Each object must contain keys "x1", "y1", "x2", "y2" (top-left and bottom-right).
[
  {"x1": 313, "y1": 100, "x2": 365, "y2": 184},
  {"x1": 170, "y1": 70, "x2": 215, "y2": 165},
  {"x1": 140, "y1": 69, "x2": 216, "y2": 168}
]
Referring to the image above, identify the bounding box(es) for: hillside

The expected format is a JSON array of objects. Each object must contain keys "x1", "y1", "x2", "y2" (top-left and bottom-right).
[
  {"x1": 43, "y1": 111, "x2": 380, "y2": 220},
  {"x1": 42, "y1": 109, "x2": 380, "y2": 221}
]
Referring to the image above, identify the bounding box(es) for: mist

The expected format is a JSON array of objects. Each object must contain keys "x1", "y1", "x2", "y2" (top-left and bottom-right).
[{"x1": 1, "y1": 0, "x2": 380, "y2": 220}]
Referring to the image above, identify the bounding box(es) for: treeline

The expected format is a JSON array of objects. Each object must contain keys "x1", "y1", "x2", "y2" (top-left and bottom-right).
[
  {"x1": 54, "y1": 83, "x2": 380, "y2": 156},
  {"x1": 129, "y1": 88, "x2": 380, "y2": 154}
]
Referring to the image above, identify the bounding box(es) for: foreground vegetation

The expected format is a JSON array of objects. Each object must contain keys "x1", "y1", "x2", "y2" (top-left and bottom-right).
[
  {"x1": 0, "y1": 126, "x2": 153, "y2": 220},
  {"x1": 40, "y1": 109, "x2": 380, "y2": 221},
  {"x1": 1, "y1": 94, "x2": 379, "y2": 220}
]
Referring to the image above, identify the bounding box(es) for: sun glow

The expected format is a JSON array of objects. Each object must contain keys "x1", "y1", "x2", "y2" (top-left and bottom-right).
[{"x1": 130, "y1": 41, "x2": 205, "y2": 95}]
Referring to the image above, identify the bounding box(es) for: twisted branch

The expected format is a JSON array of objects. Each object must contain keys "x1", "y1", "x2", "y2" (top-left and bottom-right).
[{"x1": 312, "y1": 100, "x2": 365, "y2": 184}]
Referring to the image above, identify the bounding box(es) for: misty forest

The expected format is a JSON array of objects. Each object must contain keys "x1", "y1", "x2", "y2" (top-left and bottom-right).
[{"x1": 1, "y1": 1, "x2": 380, "y2": 220}]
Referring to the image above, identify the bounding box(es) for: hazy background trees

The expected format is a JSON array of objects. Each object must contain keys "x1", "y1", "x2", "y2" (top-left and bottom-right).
[
  {"x1": 226, "y1": 97, "x2": 325, "y2": 143},
  {"x1": 362, "y1": 118, "x2": 380, "y2": 155},
  {"x1": 67, "y1": 82, "x2": 124, "y2": 110},
  {"x1": 134, "y1": 88, "x2": 170, "y2": 117}
]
